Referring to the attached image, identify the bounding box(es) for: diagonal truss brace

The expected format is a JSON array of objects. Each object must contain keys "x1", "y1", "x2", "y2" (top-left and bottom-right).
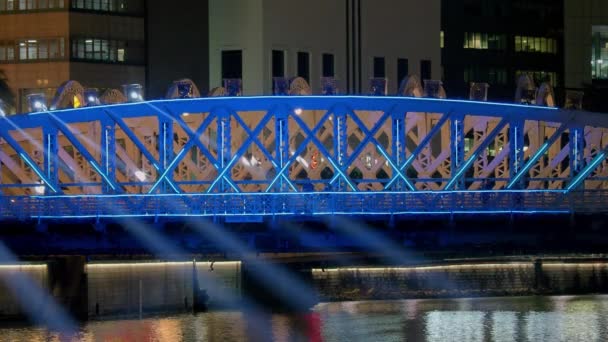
[
  {"x1": 48, "y1": 114, "x2": 122, "y2": 192},
  {"x1": 0, "y1": 127, "x2": 60, "y2": 194},
  {"x1": 385, "y1": 112, "x2": 452, "y2": 190},
  {"x1": 290, "y1": 111, "x2": 357, "y2": 191},
  {"x1": 208, "y1": 108, "x2": 278, "y2": 193},
  {"x1": 565, "y1": 145, "x2": 608, "y2": 193},
  {"x1": 445, "y1": 118, "x2": 508, "y2": 190},
  {"x1": 230, "y1": 107, "x2": 297, "y2": 192},
  {"x1": 147, "y1": 107, "x2": 219, "y2": 194},
  {"x1": 343, "y1": 105, "x2": 416, "y2": 191},
  {"x1": 507, "y1": 123, "x2": 569, "y2": 189}
]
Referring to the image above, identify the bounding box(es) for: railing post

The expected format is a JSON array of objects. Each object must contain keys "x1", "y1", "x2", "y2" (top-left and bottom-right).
[
  {"x1": 509, "y1": 119, "x2": 524, "y2": 189},
  {"x1": 158, "y1": 118, "x2": 174, "y2": 193},
  {"x1": 334, "y1": 109, "x2": 348, "y2": 191},
  {"x1": 100, "y1": 119, "x2": 116, "y2": 194},
  {"x1": 450, "y1": 113, "x2": 465, "y2": 190},
  {"x1": 217, "y1": 109, "x2": 231, "y2": 193},
  {"x1": 43, "y1": 126, "x2": 59, "y2": 195},
  {"x1": 276, "y1": 107, "x2": 290, "y2": 192},
  {"x1": 392, "y1": 110, "x2": 406, "y2": 190}
]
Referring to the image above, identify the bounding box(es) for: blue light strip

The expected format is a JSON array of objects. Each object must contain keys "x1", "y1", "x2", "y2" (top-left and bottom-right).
[
  {"x1": 445, "y1": 119, "x2": 508, "y2": 190},
  {"x1": 19, "y1": 153, "x2": 58, "y2": 193},
  {"x1": 148, "y1": 148, "x2": 186, "y2": 194},
  {"x1": 385, "y1": 112, "x2": 452, "y2": 190},
  {"x1": 507, "y1": 124, "x2": 568, "y2": 189},
  {"x1": 566, "y1": 151, "x2": 607, "y2": 192},
  {"x1": 32, "y1": 209, "x2": 571, "y2": 220},
  {"x1": 376, "y1": 145, "x2": 415, "y2": 191}
]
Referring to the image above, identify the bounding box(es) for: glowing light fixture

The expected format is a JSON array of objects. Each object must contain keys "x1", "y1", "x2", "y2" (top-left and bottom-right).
[
  {"x1": 294, "y1": 108, "x2": 303, "y2": 115},
  {"x1": 26, "y1": 93, "x2": 47, "y2": 113},
  {"x1": 84, "y1": 88, "x2": 100, "y2": 106},
  {"x1": 122, "y1": 84, "x2": 144, "y2": 102}
]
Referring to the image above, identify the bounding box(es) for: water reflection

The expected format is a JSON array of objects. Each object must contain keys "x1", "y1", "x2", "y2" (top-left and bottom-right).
[{"x1": 1, "y1": 295, "x2": 608, "y2": 341}]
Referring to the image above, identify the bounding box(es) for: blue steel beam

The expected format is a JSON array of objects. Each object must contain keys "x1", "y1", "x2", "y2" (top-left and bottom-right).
[
  {"x1": 385, "y1": 112, "x2": 452, "y2": 190},
  {"x1": 565, "y1": 147, "x2": 608, "y2": 193},
  {"x1": 450, "y1": 114, "x2": 465, "y2": 190},
  {"x1": 445, "y1": 119, "x2": 508, "y2": 190},
  {"x1": 507, "y1": 123, "x2": 569, "y2": 189},
  {"x1": 43, "y1": 127, "x2": 59, "y2": 193},
  {"x1": 289, "y1": 112, "x2": 358, "y2": 191},
  {"x1": 100, "y1": 119, "x2": 116, "y2": 194},
  {"x1": 340, "y1": 104, "x2": 416, "y2": 191},
  {"x1": 0, "y1": 127, "x2": 59, "y2": 194},
  {"x1": 48, "y1": 114, "x2": 121, "y2": 193},
  {"x1": 208, "y1": 108, "x2": 277, "y2": 193}
]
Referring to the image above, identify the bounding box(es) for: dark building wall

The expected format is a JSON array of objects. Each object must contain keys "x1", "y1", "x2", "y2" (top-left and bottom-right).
[
  {"x1": 146, "y1": 1, "x2": 209, "y2": 99},
  {"x1": 441, "y1": 0, "x2": 564, "y2": 102}
]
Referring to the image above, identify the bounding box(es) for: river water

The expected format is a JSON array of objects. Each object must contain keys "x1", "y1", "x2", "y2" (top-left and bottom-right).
[{"x1": 2, "y1": 295, "x2": 608, "y2": 341}]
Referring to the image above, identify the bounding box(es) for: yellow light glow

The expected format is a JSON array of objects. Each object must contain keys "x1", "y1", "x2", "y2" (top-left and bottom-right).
[{"x1": 73, "y1": 95, "x2": 81, "y2": 108}]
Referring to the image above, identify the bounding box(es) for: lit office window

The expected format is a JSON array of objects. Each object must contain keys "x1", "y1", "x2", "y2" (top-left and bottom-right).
[
  {"x1": 592, "y1": 26, "x2": 608, "y2": 80},
  {"x1": 71, "y1": 0, "x2": 130, "y2": 13},
  {"x1": 464, "y1": 33, "x2": 506, "y2": 50},
  {"x1": 440, "y1": 31, "x2": 444, "y2": 48},
  {"x1": 0, "y1": 0, "x2": 63, "y2": 12},
  {"x1": 514, "y1": 36, "x2": 557, "y2": 54},
  {"x1": 71, "y1": 38, "x2": 128, "y2": 63},
  {"x1": 0, "y1": 38, "x2": 64, "y2": 62}
]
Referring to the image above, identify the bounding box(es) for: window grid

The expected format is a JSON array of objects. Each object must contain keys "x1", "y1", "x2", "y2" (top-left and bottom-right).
[
  {"x1": 514, "y1": 36, "x2": 557, "y2": 54},
  {"x1": 0, "y1": 37, "x2": 65, "y2": 62},
  {"x1": 71, "y1": 38, "x2": 127, "y2": 63},
  {"x1": 0, "y1": 0, "x2": 64, "y2": 12}
]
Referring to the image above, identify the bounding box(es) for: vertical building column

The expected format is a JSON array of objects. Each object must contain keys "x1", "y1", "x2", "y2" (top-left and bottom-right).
[
  {"x1": 43, "y1": 127, "x2": 59, "y2": 194},
  {"x1": 450, "y1": 114, "x2": 465, "y2": 190},
  {"x1": 100, "y1": 120, "x2": 116, "y2": 194},
  {"x1": 275, "y1": 108, "x2": 289, "y2": 192},
  {"x1": 509, "y1": 120, "x2": 525, "y2": 189},
  {"x1": 158, "y1": 119, "x2": 174, "y2": 193}
]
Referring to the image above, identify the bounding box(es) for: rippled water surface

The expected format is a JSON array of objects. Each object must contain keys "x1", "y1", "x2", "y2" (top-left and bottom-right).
[{"x1": 3, "y1": 295, "x2": 608, "y2": 341}]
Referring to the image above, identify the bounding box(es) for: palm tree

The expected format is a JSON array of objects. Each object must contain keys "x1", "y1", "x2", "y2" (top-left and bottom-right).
[{"x1": 0, "y1": 69, "x2": 15, "y2": 114}]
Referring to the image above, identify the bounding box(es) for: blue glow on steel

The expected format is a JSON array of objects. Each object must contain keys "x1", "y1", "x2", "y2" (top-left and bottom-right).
[
  {"x1": 327, "y1": 155, "x2": 358, "y2": 191},
  {"x1": 507, "y1": 141, "x2": 550, "y2": 189},
  {"x1": 376, "y1": 145, "x2": 415, "y2": 191},
  {"x1": 89, "y1": 161, "x2": 116, "y2": 191},
  {"x1": 566, "y1": 152, "x2": 607, "y2": 192},
  {"x1": 445, "y1": 152, "x2": 479, "y2": 190},
  {"x1": 19, "y1": 153, "x2": 58, "y2": 193},
  {"x1": 148, "y1": 148, "x2": 186, "y2": 194},
  {"x1": 33, "y1": 209, "x2": 571, "y2": 220}
]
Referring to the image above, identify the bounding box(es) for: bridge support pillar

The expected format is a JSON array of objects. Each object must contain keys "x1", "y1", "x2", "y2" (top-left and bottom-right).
[{"x1": 47, "y1": 256, "x2": 88, "y2": 320}]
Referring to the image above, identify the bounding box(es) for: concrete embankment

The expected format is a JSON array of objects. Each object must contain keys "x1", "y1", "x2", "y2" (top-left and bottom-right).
[
  {"x1": 312, "y1": 258, "x2": 608, "y2": 301},
  {"x1": 2, "y1": 257, "x2": 608, "y2": 320}
]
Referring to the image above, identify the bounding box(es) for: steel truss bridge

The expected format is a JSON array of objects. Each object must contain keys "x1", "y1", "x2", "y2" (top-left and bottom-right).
[{"x1": 1, "y1": 96, "x2": 608, "y2": 222}]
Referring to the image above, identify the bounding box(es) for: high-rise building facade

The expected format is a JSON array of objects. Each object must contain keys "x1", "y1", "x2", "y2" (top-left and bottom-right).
[
  {"x1": 209, "y1": 0, "x2": 441, "y2": 96},
  {"x1": 564, "y1": 0, "x2": 608, "y2": 112},
  {"x1": 441, "y1": 0, "x2": 564, "y2": 102},
  {"x1": 0, "y1": 0, "x2": 145, "y2": 113}
]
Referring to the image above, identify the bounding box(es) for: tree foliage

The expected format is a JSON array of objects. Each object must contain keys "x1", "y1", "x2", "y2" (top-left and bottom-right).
[{"x1": 0, "y1": 69, "x2": 15, "y2": 112}]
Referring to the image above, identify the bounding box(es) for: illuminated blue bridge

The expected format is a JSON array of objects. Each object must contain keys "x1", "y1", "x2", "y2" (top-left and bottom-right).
[{"x1": 1, "y1": 95, "x2": 608, "y2": 222}]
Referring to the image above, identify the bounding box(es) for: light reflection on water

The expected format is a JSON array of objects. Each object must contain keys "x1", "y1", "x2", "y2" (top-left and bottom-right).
[{"x1": 2, "y1": 295, "x2": 608, "y2": 341}]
